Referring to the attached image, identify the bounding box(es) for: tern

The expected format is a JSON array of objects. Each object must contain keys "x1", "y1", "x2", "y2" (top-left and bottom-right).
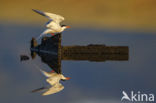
[
  {"x1": 32, "y1": 9, "x2": 70, "y2": 40},
  {"x1": 32, "y1": 70, "x2": 70, "y2": 96}
]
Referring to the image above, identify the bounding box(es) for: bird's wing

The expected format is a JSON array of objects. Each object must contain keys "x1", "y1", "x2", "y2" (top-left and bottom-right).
[
  {"x1": 46, "y1": 74, "x2": 60, "y2": 86},
  {"x1": 31, "y1": 86, "x2": 48, "y2": 93},
  {"x1": 42, "y1": 83, "x2": 64, "y2": 96},
  {"x1": 32, "y1": 9, "x2": 65, "y2": 24},
  {"x1": 45, "y1": 12, "x2": 64, "y2": 24}
]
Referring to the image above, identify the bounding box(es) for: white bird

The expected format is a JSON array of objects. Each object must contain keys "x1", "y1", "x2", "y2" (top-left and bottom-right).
[
  {"x1": 32, "y1": 9, "x2": 70, "y2": 40},
  {"x1": 32, "y1": 69, "x2": 70, "y2": 96}
]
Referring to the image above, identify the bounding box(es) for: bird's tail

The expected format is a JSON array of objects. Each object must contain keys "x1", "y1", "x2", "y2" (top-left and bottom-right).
[
  {"x1": 36, "y1": 33, "x2": 44, "y2": 40},
  {"x1": 36, "y1": 29, "x2": 50, "y2": 40},
  {"x1": 32, "y1": 63, "x2": 51, "y2": 78},
  {"x1": 39, "y1": 69, "x2": 52, "y2": 77}
]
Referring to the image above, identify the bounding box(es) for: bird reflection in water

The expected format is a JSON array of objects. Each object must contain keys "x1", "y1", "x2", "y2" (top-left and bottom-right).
[
  {"x1": 22, "y1": 33, "x2": 129, "y2": 95},
  {"x1": 32, "y1": 69, "x2": 70, "y2": 96}
]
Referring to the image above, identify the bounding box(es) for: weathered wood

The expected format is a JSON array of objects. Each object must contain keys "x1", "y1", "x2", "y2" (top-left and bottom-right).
[
  {"x1": 57, "y1": 33, "x2": 62, "y2": 73},
  {"x1": 30, "y1": 35, "x2": 129, "y2": 62},
  {"x1": 62, "y1": 45, "x2": 128, "y2": 61},
  {"x1": 30, "y1": 34, "x2": 129, "y2": 72},
  {"x1": 30, "y1": 34, "x2": 62, "y2": 73}
]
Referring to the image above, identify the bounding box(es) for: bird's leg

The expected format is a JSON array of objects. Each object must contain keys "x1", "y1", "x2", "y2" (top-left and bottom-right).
[
  {"x1": 51, "y1": 33, "x2": 55, "y2": 36},
  {"x1": 51, "y1": 70, "x2": 55, "y2": 73}
]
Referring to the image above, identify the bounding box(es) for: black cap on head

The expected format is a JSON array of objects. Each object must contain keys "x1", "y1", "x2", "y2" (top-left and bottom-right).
[{"x1": 61, "y1": 25, "x2": 67, "y2": 27}]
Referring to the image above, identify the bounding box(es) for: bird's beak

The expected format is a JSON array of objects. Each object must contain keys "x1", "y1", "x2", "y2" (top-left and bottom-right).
[
  {"x1": 66, "y1": 77, "x2": 71, "y2": 80},
  {"x1": 66, "y1": 26, "x2": 70, "y2": 28}
]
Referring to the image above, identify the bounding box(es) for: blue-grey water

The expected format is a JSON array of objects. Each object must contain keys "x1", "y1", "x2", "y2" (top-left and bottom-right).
[{"x1": 0, "y1": 23, "x2": 156, "y2": 103}]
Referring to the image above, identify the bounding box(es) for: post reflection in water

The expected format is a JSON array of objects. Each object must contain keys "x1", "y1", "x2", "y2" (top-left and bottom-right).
[{"x1": 29, "y1": 33, "x2": 129, "y2": 96}]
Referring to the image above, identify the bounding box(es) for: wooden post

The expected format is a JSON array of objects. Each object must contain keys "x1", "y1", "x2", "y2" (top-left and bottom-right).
[{"x1": 58, "y1": 33, "x2": 62, "y2": 73}]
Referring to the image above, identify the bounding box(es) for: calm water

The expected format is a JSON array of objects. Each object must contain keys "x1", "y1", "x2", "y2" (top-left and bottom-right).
[{"x1": 0, "y1": 23, "x2": 156, "y2": 103}]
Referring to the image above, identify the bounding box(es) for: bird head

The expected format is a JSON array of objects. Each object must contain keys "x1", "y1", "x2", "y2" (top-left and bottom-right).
[
  {"x1": 65, "y1": 77, "x2": 71, "y2": 80},
  {"x1": 61, "y1": 25, "x2": 70, "y2": 29},
  {"x1": 61, "y1": 77, "x2": 71, "y2": 81}
]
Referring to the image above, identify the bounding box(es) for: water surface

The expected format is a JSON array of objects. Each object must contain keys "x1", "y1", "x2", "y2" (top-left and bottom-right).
[{"x1": 0, "y1": 23, "x2": 156, "y2": 103}]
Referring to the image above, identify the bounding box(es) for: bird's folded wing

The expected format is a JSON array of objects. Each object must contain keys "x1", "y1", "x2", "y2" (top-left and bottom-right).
[{"x1": 42, "y1": 83, "x2": 64, "y2": 96}]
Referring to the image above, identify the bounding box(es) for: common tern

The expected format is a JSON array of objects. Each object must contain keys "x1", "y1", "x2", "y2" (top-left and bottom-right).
[
  {"x1": 32, "y1": 70, "x2": 70, "y2": 96},
  {"x1": 32, "y1": 9, "x2": 70, "y2": 40}
]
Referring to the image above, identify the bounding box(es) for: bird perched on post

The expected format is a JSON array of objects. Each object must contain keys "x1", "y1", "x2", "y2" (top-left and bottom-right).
[
  {"x1": 32, "y1": 9, "x2": 70, "y2": 40},
  {"x1": 31, "y1": 69, "x2": 70, "y2": 96}
]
